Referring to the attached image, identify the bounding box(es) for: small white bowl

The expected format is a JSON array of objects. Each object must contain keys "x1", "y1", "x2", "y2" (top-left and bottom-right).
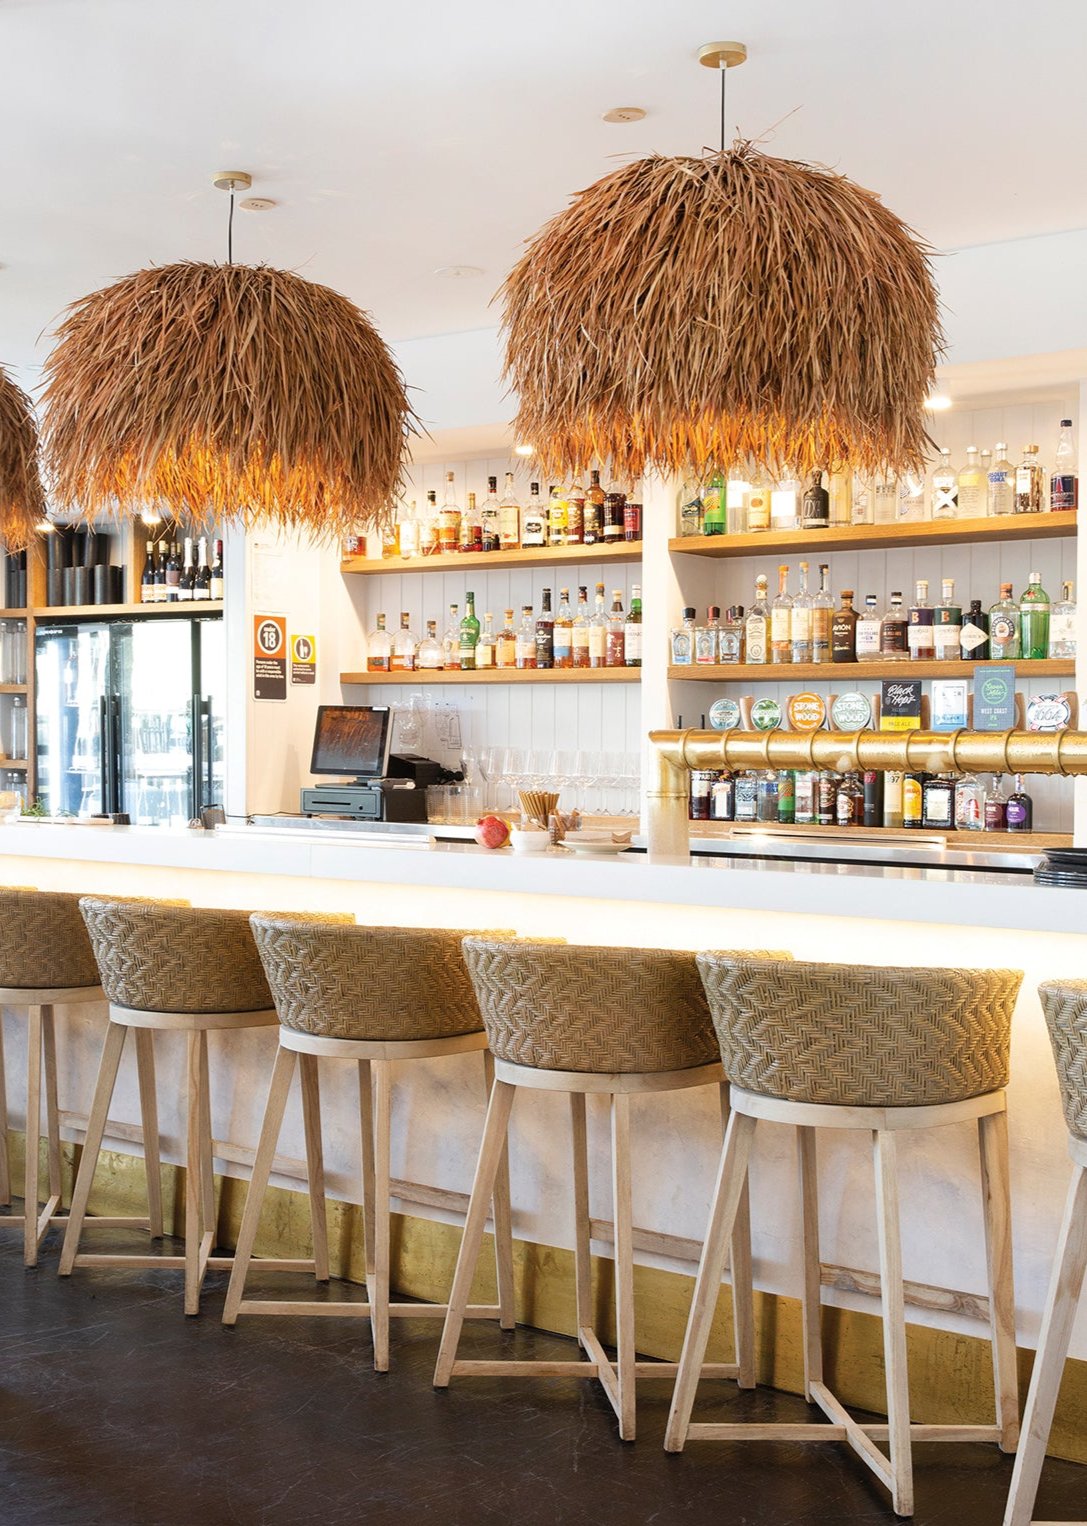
[{"x1": 509, "y1": 827, "x2": 551, "y2": 854}]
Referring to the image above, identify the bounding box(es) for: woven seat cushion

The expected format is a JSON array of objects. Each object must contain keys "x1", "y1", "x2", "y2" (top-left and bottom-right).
[
  {"x1": 461, "y1": 940, "x2": 791, "y2": 1075},
  {"x1": 697, "y1": 955, "x2": 1022, "y2": 1107},
  {"x1": 1038, "y1": 980, "x2": 1087, "y2": 1142},
  {"x1": 251, "y1": 918, "x2": 511, "y2": 1041},
  {"x1": 0, "y1": 888, "x2": 100, "y2": 989}
]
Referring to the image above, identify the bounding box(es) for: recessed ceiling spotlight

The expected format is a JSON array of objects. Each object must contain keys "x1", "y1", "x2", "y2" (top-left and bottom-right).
[
  {"x1": 602, "y1": 106, "x2": 647, "y2": 124},
  {"x1": 435, "y1": 264, "x2": 484, "y2": 279},
  {"x1": 513, "y1": 443, "x2": 535, "y2": 456},
  {"x1": 240, "y1": 197, "x2": 276, "y2": 212},
  {"x1": 923, "y1": 392, "x2": 953, "y2": 411}
]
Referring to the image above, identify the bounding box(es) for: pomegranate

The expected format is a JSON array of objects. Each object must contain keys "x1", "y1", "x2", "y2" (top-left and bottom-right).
[{"x1": 474, "y1": 815, "x2": 511, "y2": 849}]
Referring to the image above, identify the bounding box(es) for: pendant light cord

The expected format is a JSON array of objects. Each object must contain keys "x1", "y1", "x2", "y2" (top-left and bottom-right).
[
  {"x1": 227, "y1": 187, "x2": 235, "y2": 265},
  {"x1": 720, "y1": 59, "x2": 727, "y2": 153}
]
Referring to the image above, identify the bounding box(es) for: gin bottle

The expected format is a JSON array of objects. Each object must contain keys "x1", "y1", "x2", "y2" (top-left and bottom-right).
[
  {"x1": 790, "y1": 561, "x2": 814, "y2": 663},
  {"x1": 770, "y1": 565, "x2": 793, "y2": 664},
  {"x1": 987, "y1": 584, "x2": 1020, "y2": 659},
  {"x1": 745, "y1": 577, "x2": 770, "y2": 664},
  {"x1": 855, "y1": 594, "x2": 882, "y2": 661},
  {"x1": 1048, "y1": 580, "x2": 1076, "y2": 658},
  {"x1": 1019, "y1": 572, "x2": 1050, "y2": 660},
  {"x1": 930, "y1": 449, "x2": 958, "y2": 519},
  {"x1": 956, "y1": 447, "x2": 986, "y2": 517},
  {"x1": 907, "y1": 580, "x2": 935, "y2": 660},
  {"x1": 933, "y1": 578, "x2": 962, "y2": 661}
]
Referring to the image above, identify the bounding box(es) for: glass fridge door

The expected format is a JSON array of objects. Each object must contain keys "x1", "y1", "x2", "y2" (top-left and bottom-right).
[
  {"x1": 113, "y1": 621, "x2": 195, "y2": 827},
  {"x1": 196, "y1": 618, "x2": 226, "y2": 814},
  {"x1": 35, "y1": 624, "x2": 111, "y2": 818}
]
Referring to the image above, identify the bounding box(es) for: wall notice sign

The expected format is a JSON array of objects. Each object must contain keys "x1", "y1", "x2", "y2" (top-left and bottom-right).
[
  {"x1": 290, "y1": 633, "x2": 317, "y2": 686},
  {"x1": 973, "y1": 664, "x2": 1017, "y2": 731},
  {"x1": 253, "y1": 615, "x2": 287, "y2": 701}
]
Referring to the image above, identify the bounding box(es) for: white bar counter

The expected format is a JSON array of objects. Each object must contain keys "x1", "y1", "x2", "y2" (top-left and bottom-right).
[{"x1": 1, "y1": 819, "x2": 1084, "y2": 1361}]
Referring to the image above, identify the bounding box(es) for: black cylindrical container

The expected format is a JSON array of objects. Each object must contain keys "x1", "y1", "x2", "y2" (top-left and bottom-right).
[
  {"x1": 15, "y1": 551, "x2": 26, "y2": 609},
  {"x1": 92, "y1": 565, "x2": 112, "y2": 604},
  {"x1": 863, "y1": 769, "x2": 884, "y2": 828},
  {"x1": 72, "y1": 567, "x2": 90, "y2": 605},
  {"x1": 61, "y1": 567, "x2": 75, "y2": 606},
  {"x1": 47, "y1": 569, "x2": 64, "y2": 606}
]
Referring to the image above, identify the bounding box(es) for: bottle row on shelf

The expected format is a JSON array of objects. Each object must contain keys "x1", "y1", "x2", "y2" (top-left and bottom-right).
[
  {"x1": 352, "y1": 472, "x2": 644, "y2": 561},
  {"x1": 670, "y1": 566, "x2": 1075, "y2": 667},
  {"x1": 678, "y1": 420, "x2": 1079, "y2": 537},
  {"x1": 139, "y1": 536, "x2": 224, "y2": 604},
  {"x1": 690, "y1": 765, "x2": 1035, "y2": 834},
  {"x1": 365, "y1": 583, "x2": 643, "y2": 673}
]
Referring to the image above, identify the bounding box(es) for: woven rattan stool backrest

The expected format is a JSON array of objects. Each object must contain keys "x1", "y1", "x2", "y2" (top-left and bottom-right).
[
  {"x1": 251, "y1": 918, "x2": 510, "y2": 1041},
  {"x1": 697, "y1": 954, "x2": 1022, "y2": 1107},
  {"x1": 1038, "y1": 980, "x2": 1087, "y2": 1142},
  {"x1": 0, "y1": 887, "x2": 101, "y2": 989}
]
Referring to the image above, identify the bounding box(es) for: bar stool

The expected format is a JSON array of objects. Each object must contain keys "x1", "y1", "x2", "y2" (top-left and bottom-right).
[
  {"x1": 434, "y1": 937, "x2": 764, "y2": 1442},
  {"x1": 665, "y1": 955, "x2": 1023, "y2": 1517},
  {"x1": 1004, "y1": 979, "x2": 1087, "y2": 1526},
  {"x1": 59, "y1": 899, "x2": 288, "y2": 1314},
  {"x1": 223, "y1": 918, "x2": 516, "y2": 1372},
  {"x1": 0, "y1": 887, "x2": 105, "y2": 1265}
]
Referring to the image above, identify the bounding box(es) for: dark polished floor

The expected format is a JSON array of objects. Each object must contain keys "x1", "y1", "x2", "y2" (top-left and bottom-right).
[{"x1": 1, "y1": 1228, "x2": 1085, "y2": 1526}]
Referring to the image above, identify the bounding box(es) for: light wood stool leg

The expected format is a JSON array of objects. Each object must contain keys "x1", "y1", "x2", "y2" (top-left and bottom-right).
[
  {"x1": 611, "y1": 1091, "x2": 636, "y2": 1441},
  {"x1": 434, "y1": 1079, "x2": 517, "y2": 1388},
  {"x1": 59, "y1": 1021, "x2": 127, "y2": 1275},
  {"x1": 873, "y1": 1128, "x2": 913, "y2": 1518},
  {"x1": 298, "y1": 1054, "x2": 329, "y2": 1283},
  {"x1": 798, "y1": 1125, "x2": 823, "y2": 1402},
  {"x1": 570, "y1": 1091, "x2": 592, "y2": 1346},
  {"x1": 664, "y1": 1109, "x2": 757, "y2": 1452},
  {"x1": 721, "y1": 1082, "x2": 756, "y2": 1390},
  {"x1": 23, "y1": 1005, "x2": 43, "y2": 1265},
  {"x1": 0, "y1": 1014, "x2": 9, "y2": 1208},
  {"x1": 979, "y1": 1109, "x2": 1020, "y2": 1453},
  {"x1": 183, "y1": 1031, "x2": 204, "y2": 1315},
  {"x1": 42, "y1": 1007, "x2": 62, "y2": 1207},
  {"x1": 357, "y1": 1059, "x2": 376, "y2": 1293},
  {"x1": 483, "y1": 1049, "x2": 515, "y2": 1330},
  {"x1": 133, "y1": 1029, "x2": 163, "y2": 1239},
  {"x1": 197, "y1": 1031, "x2": 216, "y2": 1244},
  {"x1": 1003, "y1": 1163, "x2": 1087, "y2": 1526},
  {"x1": 371, "y1": 1059, "x2": 392, "y2": 1372},
  {"x1": 222, "y1": 1045, "x2": 297, "y2": 1326}
]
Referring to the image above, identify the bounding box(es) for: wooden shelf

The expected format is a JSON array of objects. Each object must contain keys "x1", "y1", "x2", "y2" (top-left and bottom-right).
[
  {"x1": 0, "y1": 608, "x2": 28, "y2": 619},
  {"x1": 0, "y1": 759, "x2": 28, "y2": 770},
  {"x1": 32, "y1": 601, "x2": 224, "y2": 619},
  {"x1": 342, "y1": 541, "x2": 643, "y2": 574},
  {"x1": 341, "y1": 666, "x2": 639, "y2": 685},
  {"x1": 670, "y1": 659, "x2": 1076, "y2": 682},
  {"x1": 669, "y1": 510, "x2": 1078, "y2": 559},
  {"x1": 0, "y1": 684, "x2": 28, "y2": 694},
  {"x1": 693, "y1": 822, "x2": 1069, "y2": 851}
]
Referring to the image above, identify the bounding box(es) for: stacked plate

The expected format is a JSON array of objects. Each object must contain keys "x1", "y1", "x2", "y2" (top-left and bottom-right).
[{"x1": 1034, "y1": 848, "x2": 1087, "y2": 889}]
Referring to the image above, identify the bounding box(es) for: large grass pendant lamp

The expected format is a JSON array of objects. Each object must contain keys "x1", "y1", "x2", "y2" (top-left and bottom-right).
[
  {"x1": 41, "y1": 172, "x2": 415, "y2": 539},
  {"x1": 502, "y1": 43, "x2": 941, "y2": 486},
  {"x1": 0, "y1": 365, "x2": 47, "y2": 552}
]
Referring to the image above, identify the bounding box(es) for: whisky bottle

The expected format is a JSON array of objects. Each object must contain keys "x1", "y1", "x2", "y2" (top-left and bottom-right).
[
  {"x1": 390, "y1": 611, "x2": 416, "y2": 671},
  {"x1": 480, "y1": 477, "x2": 501, "y2": 552},
  {"x1": 367, "y1": 613, "x2": 392, "y2": 673},
  {"x1": 553, "y1": 588, "x2": 574, "y2": 669},
  {"x1": 515, "y1": 606, "x2": 537, "y2": 669},
  {"x1": 438, "y1": 473, "x2": 462, "y2": 552},
  {"x1": 584, "y1": 471, "x2": 606, "y2": 544},
  {"x1": 496, "y1": 609, "x2": 518, "y2": 668},
  {"x1": 566, "y1": 473, "x2": 586, "y2": 545},
  {"x1": 419, "y1": 489, "x2": 440, "y2": 555},
  {"x1": 476, "y1": 612, "x2": 496, "y2": 669},
  {"x1": 417, "y1": 620, "x2": 444, "y2": 670},
  {"x1": 831, "y1": 590, "x2": 858, "y2": 663},
  {"x1": 535, "y1": 588, "x2": 555, "y2": 668},
  {"x1": 605, "y1": 590, "x2": 625, "y2": 666},
  {"x1": 589, "y1": 583, "x2": 608, "y2": 668},
  {"x1": 624, "y1": 585, "x2": 643, "y2": 667},
  {"x1": 572, "y1": 587, "x2": 591, "y2": 668}
]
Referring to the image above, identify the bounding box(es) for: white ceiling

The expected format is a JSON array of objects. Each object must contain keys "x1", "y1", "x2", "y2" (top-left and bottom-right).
[{"x1": 1, "y1": 0, "x2": 1085, "y2": 389}]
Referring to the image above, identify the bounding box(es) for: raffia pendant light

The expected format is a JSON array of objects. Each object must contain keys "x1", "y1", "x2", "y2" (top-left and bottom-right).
[
  {"x1": 0, "y1": 365, "x2": 46, "y2": 552},
  {"x1": 503, "y1": 66, "x2": 941, "y2": 486},
  {"x1": 41, "y1": 260, "x2": 416, "y2": 539}
]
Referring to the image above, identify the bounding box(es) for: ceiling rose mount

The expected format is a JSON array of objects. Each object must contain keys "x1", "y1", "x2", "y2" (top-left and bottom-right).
[
  {"x1": 697, "y1": 40, "x2": 747, "y2": 70},
  {"x1": 212, "y1": 170, "x2": 253, "y2": 193}
]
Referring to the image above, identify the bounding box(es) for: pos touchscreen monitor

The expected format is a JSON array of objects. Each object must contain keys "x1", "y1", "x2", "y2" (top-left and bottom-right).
[{"x1": 309, "y1": 705, "x2": 393, "y2": 781}]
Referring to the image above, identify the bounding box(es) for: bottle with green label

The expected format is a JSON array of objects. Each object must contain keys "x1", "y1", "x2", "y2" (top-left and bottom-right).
[
  {"x1": 701, "y1": 472, "x2": 727, "y2": 536},
  {"x1": 458, "y1": 592, "x2": 480, "y2": 671},
  {"x1": 1019, "y1": 572, "x2": 1050, "y2": 660}
]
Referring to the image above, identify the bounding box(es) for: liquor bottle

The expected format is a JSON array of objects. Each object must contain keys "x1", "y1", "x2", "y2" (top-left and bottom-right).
[
  {"x1": 902, "y1": 771, "x2": 926, "y2": 828},
  {"x1": 734, "y1": 770, "x2": 758, "y2": 822},
  {"x1": 831, "y1": 589, "x2": 858, "y2": 663},
  {"x1": 771, "y1": 476, "x2": 800, "y2": 530},
  {"x1": 744, "y1": 474, "x2": 771, "y2": 533},
  {"x1": 496, "y1": 609, "x2": 518, "y2": 668},
  {"x1": 932, "y1": 578, "x2": 962, "y2": 661},
  {"x1": 1048, "y1": 580, "x2": 1076, "y2": 658},
  {"x1": 547, "y1": 484, "x2": 569, "y2": 547},
  {"x1": 790, "y1": 561, "x2": 814, "y2": 662},
  {"x1": 1006, "y1": 774, "x2": 1033, "y2": 832},
  {"x1": 863, "y1": 770, "x2": 884, "y2": 827},
  {"x1": 855, "y1": 594, "x2": 882, "y2": 661},
  {"x1": 711, "y1": 772, "x2": 735, "y2": 821},
  {"x1": 957, "y1": 446, "x2": 986, "y2": 517},
  {"x1": 476, "y1": 612, "x2": 496, "y2": 669},
  {"x1": 398, "y1": 499, "x2": 419, "y2": 560},
  {"x1": 381, "y1": 517, "x2": 400, "y2": 558},
  {"x1": 954, "y1": 773, "x2": 983, "y2": 831},
  {"x1": 745, "y1": 576, "x2": 770, "y2": 664},
  {"x1": 979, "y1": 450, "x2": 992, "y2": 513},
  {"x1": 521, "y1": 483, "x2": 546, "y2": 546},
  {"x1": 851, "y1": 475, "x2": 874, "y2": 525},
  {"x1": 801, "y1": 470, "x2": 830, "y2": 530},
  {"x1": 960, "y1": 599, "x2": 989, "y2": 661},
  {"x1": 498, "y1": 473, "x2": 521, "y2": 549},
  {"x1": 584, "y1": 471, "x2": 606, "y2": 544},
  {"x1": 459, "y1": 491, "x2": 482, "y2": 553},
  {"x1": 367, "y1": 613, "x2": 392, "y2": 672},
  {"x1": 458, "y1": 593, "x2": 480, "y2": 671},
  {"x1": 930, "y1": 449, "x2": 958, "y2": 519},
  {"x1": 480, "y1": 477, "x2": 501, "y2": 552},
  {"x1": 694, "y1": 606, "x2": 719, "y2": 665},
  {"x1": 777, "y1": 769, "x2": 796, "y2": 823},
  {"x1": 624, "y1": 585, "x2": 643, "y2": 667},
  {"x1": 140, "y1": 540, "x2": 156, "y2": 603},
  {"x1": 724, "y1": 466, "x2": 748, "y2": 533},
  {"x1": 193, "y1": 539, "x2": 212, "y2": 600},
  {"x1": 178, "y1": 538, "x2": 195, "y2": 601},
  {"x1": 572, "y1": 587, "x2": 591, "y2": 668},
  {"x1": 419, "y1": 489, "x2": 440, "y2": 555},
  {"x1": 983, "y1": 774, "x2": 1007, "y2": 831},
  {"x1": 1014, "y1": 445, "x2": 1044, "y2": 513},
  {"x1": 442, "y1": 603, "x2": 460, "y2": 668},
  {"x1": 603, "y1": 489, "x2": 625, "y2": 543},
  {"x1": 155, "y1": 538, "x2": 170, "y2": 601},
  {"x1": 770, "y1": 565, "x2": 793, "y2": 664},
  {"x1": 896, "y1": 472, "x2": 926, "y2": 522},
  {"x1": 165, "y1": 541, "x2": 181, "y2": 601},
  {"x1": 391, "y1": 611, "x2": 416, "y2": 671},
  {"x1": 873, "y1": 473, "x2": 898, "y2": 524},
  {"x1": 417, "y1": 619, "x2": 444, "y2": 670},
  {"x1": 535, "y1": 587, "x2": 554, "y2": 668},
  {"x1": 907, "y1": 579, "x2": 935, "y2": 661},
  {"x1": 1020, "y1": 572, "x2": 1050, "y2": 659},
  {"x1": 605, "y1": 590, "x2": 626, "y2": 666},
  {"x1": 988, "y1": 445, "x2": 1015, "y2": 516},
  {"x1": 515, "y1": 605, "x2": 537, "y2": 669},
  {"x1": 757, "y1": 771, "x2": 779, "y2": 822},
  {"x1": 566, "y1": 473, "x2": 585, "y2": 545},
  {"x1": 589, "y1": 583, "x2": 608, "y2": 668},
  {"x1": 553, "y1": 587, "x2": 574, "y2": 669},
  {"x1": 812, "y1": 564, "x2": 833, "y2": 663},
  {"x1": 816, "y1": 770, "x2": 837, "y2": 825},
  {"x1": 670, "y1": 608, "x2": 696, "y2": 665},
  {"x1": 1051, "y1": 419, "x2": 1078, "y2": 511},
  {"x1": 209, "y1": 540, "x2": 224, "y2": 601},
  {"x1": 623, "y1": 493, "x2": 641, "y2": 542},
  {"x1": 438, "y1": 472, "x2": 462, "y2": 551},
  {"x1": 988, "y1": 584, "x2": 1021, "y2": 659},
  {"x1": 719, "y1": 606, "x2": 744, "y2": 663},
  {"x1": 879, "y1": 591, "x2": 909, "y2": 659},
  {"x1": 836, "y1": 772, "x2": 864, "y2": 827},
  {"x1": 922, "y1": 774, "x2": 955, "y2": 829},
  {"x1": 701, "y1": 472, "x2": 726, "y2": 535}
]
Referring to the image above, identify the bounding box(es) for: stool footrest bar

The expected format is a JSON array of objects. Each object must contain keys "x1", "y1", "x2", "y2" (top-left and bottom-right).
[{"x1": 234, "y1": 1300, "x2": 499, "y2": 1320}]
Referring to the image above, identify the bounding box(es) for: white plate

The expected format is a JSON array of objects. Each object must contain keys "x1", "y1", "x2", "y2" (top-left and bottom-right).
[{"x1": 559, "y1": 838, "x2": 634, "y2": 856}]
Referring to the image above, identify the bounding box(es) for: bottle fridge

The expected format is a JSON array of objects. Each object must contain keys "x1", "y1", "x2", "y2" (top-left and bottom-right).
[{"x1": 35, "y1": 617, "x2": 225, "y2": 825}]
